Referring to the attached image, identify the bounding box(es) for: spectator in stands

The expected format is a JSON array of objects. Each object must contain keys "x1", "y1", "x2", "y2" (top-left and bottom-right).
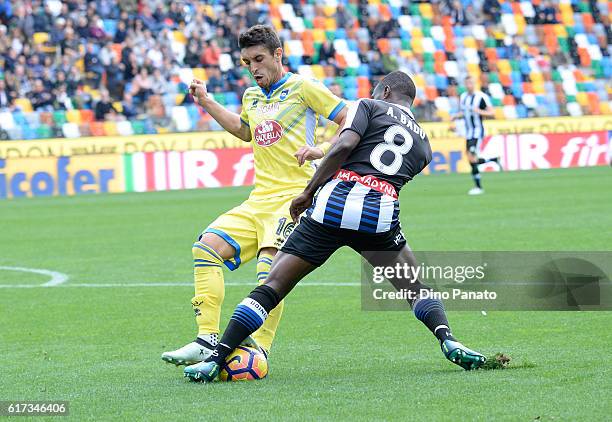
[
  {"x1": 33, "y1": 3, "x2": 53, "y2": 33},
  {"x1": 184, "y1": 40, "x2": 201, "y2": 68},
  {"x1": 0, "y1": 78, "x2": 13, "y2": 110},
  {"x1": 383, "y1": 50, "x2": 399, "y2": 74},
  {"x1": 114, "y1": 19, "x2": 127, "y2": 43},
  {"x1": 99, "y1": 42, "x2": 114, "y2": 67},
  {"x1": 30, "y1": 79, "x2": 54, "y2": 111},
  {"x1": 131, "y1": 67, "x2": 154, "y2": 103},
  {"x1": 94, "y1": 90, "x2": 118, "y2": 121},
  {"x1": 449, "y1": 0, "x2": 476, "y2": 26},
  {"x1": 482, "y1": 0, "x2": 501, "y2": 24},
  {"x1": 369, "y1": 51, "x2": 386, "y2": 77},
  {"x1": 536, "y1": 0, "x2": 558, "y2": 24},
  {"x1": 201, "y1": 40, "x2": 221, "y2": 67},
  {"x1": 151, "y1": 68, "x2": 169, "y2": 96},
  {"x1": 50, "y1": 18, "x2": 66, "y2": 46},
  {"x1": 121, "y1": 92, "x2": 138, "y2": 120},
  {"x1": 318, "y1": 40, "x2": 336, "y2": 65},
  {"x1": 54, "y1": 84, "x2": 73, "y2": 110},
  {"x1": 84, "y1": 42, "x2": 104, "y2": 87},
  {"x1": 105, "y1": 55, "x2": 125, "y2": 100},
  {"x1": 335, "y1": 4, "x2": 355, "y2": 29},
  {"x1": 206, "y1": 66, "x2": 225, "y2": 93}
]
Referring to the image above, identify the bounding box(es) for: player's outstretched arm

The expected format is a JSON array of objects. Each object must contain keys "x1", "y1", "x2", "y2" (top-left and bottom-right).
[
  {"x1": 290, "y1": 129, "x2": 361, "y2": 222},
  {"x1": 189, "y1": 79, "x2": 251, "y2": 142}
]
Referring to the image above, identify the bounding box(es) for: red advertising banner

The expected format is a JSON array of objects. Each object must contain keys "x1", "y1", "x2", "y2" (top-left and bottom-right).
[
  {"x1": 479, "y1": 130, "x2": 610, "y2": 172},
  {"x1": 123, "y1": 149, "x2": 254, "y2": 192}
]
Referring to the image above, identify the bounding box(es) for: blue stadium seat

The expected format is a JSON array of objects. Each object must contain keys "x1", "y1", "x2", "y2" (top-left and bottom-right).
[
  {"x1": 288, "y1": 56, "x2": 303, "y2": 70},
  {"x1": 344, "y1": 76, "x2": 357, "y2": 89},
  {"x1": 103, "y1": 20, "x2": 117, "y2": 37},
  {"x1": 357, "y1": 64, "x2": 370, "y2": 77},
  {"x1": 435, "y1": 75, "x2": 448, "y2": 90},
  {"x1": 225, "y1": 92, "x2": 240, "y2": 105},
  {"x1": 344, "y1": 87, "x2": 357, "y2": 100}
]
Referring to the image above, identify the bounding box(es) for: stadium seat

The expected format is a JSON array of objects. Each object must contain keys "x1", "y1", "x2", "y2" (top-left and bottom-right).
[
  {"x1": 171, "y1": 106, "x2": 191, "y2": 132},
  {"x1": 25, "y1": 112, "x2": 41, "y2": 127},
  {"x1": 131, "y1": 120, "x2": 145, "y2": 135},
  {"x1": 103, "y1": 121, "x2": 119, "y2": 136},
  {"x1": 14, "y1": 98, "x2": 33, "y2": 113},
  {"x1": 53, "y1": 111, "x2": 67, "y2": 126},
  {"x1": 90, "y1": 122, "x2": 106, "y2": 136},
  {"x1": 0, "y1": 111, "x2": 16, "y2": 131},
  {"x1": 66, "y1": 110, "x2": 82, "y2": 125},
  {"x1": 116, "y1": 121, "x2": 134, "y2": 136},
  {"x1": 62, "y1": 123, "x2": 81, "y2": 138},
  {"x1": 80, "y1": 109, "x2": 95, "y2": 123}
]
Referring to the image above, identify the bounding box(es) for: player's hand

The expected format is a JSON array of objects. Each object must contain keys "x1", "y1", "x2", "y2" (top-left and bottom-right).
[
  {"x1": 294, "y1": 145, "x2": 324, "y2": 167},
  {"x1": 189, "y1": 79, "x2": 209, "y2": 106},
  {"x1": 290, "y1": 192, "x2": 314, "y2": 223}
]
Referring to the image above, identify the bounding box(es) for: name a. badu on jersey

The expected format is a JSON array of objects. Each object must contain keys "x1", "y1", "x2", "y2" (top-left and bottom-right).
[{"x1": 385, "y1": 106, "x2": 426, "y2": 139}]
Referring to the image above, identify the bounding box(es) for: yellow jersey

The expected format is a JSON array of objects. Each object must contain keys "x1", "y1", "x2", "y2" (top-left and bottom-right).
[{"x1": 239, "y1": 72, "x2": 346, "y2": 198}]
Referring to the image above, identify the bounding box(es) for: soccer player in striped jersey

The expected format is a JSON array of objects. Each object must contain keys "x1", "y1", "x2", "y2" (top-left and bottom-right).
[
  {"x1": 456, "y1": 76, "x2": 500, "y2": 195},
  {"x1": 161, "y1": 25, "x2": 347, "y2": 367},
  {"x1": 184, "y1": 71, "x2": 486, "y2": 382}
]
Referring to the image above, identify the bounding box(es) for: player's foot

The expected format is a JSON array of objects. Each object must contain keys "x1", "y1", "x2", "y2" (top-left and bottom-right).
[
  {"x1": 184, "y1": 360, "x2": 220, "y2": 382},
  {"x1": 161, "y1": 338, "x2": 214, "y2": 366},
  {"x1": 241, "y1": 335, "x2": 267, "y2": 357},
  {"x1": 468, "y1": 187, "x2": 484, "y2": 195},
  {"x1": 496, "y1": 158, "x2": 503, "y2": 171},
  {"x1": 441, "y1": 340, "x2": 486, "y2": 370}
]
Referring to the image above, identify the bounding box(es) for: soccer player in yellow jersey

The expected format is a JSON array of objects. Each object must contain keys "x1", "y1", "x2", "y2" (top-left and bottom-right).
[{"x1": 162, "y1": 25, "x2": 347, "y2": 365}]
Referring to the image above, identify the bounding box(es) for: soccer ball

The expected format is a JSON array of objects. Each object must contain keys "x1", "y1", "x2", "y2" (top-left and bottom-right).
[{"x1": 218, "y1": 346, "x2": 268, "y2": 381}]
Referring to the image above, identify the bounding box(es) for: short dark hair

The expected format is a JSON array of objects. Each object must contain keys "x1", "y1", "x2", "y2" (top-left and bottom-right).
[
  {"x1": 380, "y1": 71, "x2": 416, "y2": 102},
  {"x1": 238, "y1": 25, "x2": 282, "y2": 55}
]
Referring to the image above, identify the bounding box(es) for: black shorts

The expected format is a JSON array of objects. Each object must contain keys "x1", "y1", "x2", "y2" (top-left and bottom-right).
[
  {"x1": 466, "y1": 138, "x2": 482, "y2": 154},
  {"x1": 281, "y1": 216, "x2": 407, "y2": 267}
]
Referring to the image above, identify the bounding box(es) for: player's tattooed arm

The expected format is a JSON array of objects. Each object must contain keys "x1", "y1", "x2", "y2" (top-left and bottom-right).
[
  {"x1": 189, "y1": 79, "x2": 252, "y2": 142},
  {"x1": 290, "y1": 130, "x2": 361, "y2": 222}
]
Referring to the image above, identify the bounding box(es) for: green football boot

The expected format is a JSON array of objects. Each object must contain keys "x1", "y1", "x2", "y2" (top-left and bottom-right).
[
  {"x1": 184, "y1": 360, "x2": 220, "y2": 382},
  {"x1": 441, "y1": 340, "x2": 486, "y2": 370}
]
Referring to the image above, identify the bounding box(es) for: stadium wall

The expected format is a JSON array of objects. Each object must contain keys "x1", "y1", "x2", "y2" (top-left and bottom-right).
[{"x1": 1, "y1": 116, "x2": 610, "y2": 199}]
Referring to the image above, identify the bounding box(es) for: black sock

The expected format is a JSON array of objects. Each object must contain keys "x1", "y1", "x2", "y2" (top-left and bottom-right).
[
  {"x1": 206, "y1": 285, "x2": 280, "y2": 365},
  {"x1": 477, "y1": 158, "x2": 486, "y2": 164},
  {"x1": 470, "y1": 163, "x2": 482, "y2": 188},
  {"x1": 412, "y1": 297, "x2": 456, "y2": 344}
]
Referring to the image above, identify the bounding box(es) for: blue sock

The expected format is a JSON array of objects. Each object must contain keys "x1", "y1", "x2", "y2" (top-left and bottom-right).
[{"x1": 413, "y1": 298, "x2": 456, "y2": 343}]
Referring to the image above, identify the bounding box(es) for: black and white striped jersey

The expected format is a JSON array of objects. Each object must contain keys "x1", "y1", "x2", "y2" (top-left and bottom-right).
[
  {"x1": 459, "y1": 91, "x2": 492, "y2": 140},
  {"x1": 305, "y1": 99, "x2": 432, "y2": 233}
]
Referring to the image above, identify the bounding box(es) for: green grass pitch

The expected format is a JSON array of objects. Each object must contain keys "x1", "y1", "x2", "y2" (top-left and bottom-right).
[{"x1": 1, "y1": 166, "x2": 611, "y2": 421}]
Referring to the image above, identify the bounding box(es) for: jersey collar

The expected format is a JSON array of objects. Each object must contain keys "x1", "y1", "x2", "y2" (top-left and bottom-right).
[{"x1": 261, "y1": 72, "x2": 292, "y2": 98}]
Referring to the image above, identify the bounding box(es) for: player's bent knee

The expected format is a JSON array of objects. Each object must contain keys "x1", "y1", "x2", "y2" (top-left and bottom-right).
[
  {"x1": 192, "y1": 239, "x2": 226, "y2": 266},
  {"x1": 259, "y1": 247, "x2": 278, "y2": 258},
  {"x1": 197, "y1": 232, "x2": 234, "y2": 260}
]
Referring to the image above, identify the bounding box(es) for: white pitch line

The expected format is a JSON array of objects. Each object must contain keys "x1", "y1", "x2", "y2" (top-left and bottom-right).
[
  {"x1": 0, "y1": 266, "x2": 69, "y2": 287},
  {"x1": 0, "y1": 281, "x2": 361, "y2": 289}
]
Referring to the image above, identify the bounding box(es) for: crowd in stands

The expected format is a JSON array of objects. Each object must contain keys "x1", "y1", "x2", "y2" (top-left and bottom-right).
[{"x1": 0, "y1": 0, "x2": 610, "y2": 140}]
